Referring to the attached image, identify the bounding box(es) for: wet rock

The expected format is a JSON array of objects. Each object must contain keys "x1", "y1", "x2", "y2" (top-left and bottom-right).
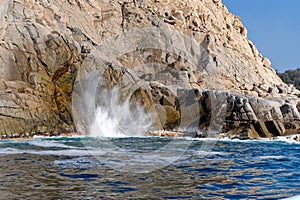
[
  {"x1": 264, "y1": 121, "x2": 286, "y2": 136},
  {"x1": 293, "y1": 135, "x2": 300, "y2": 142}
]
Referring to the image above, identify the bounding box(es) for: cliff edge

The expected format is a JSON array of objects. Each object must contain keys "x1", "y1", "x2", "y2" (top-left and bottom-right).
[{"x1": 0, "y1": 0, "x2": 299, "y2": 138}]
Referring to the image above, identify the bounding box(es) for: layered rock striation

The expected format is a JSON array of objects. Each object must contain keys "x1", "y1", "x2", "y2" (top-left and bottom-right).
[{"x1": 0, "y1": 0, "x2": 299, "y2": 138}]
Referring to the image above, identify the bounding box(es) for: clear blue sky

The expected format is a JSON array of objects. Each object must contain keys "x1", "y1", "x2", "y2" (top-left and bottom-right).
[{"x1": 222, "y1": 0, "x2": 300, "y2": 72}]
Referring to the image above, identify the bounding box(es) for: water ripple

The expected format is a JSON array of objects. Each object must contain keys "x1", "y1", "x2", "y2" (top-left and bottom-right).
[{"x1": 0, "y1": 137, "x2": 299, "y2": 199}]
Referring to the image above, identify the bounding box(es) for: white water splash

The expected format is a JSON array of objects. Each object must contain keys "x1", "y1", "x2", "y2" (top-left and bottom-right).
[{"x1": 89, "y1": 87, "x2": 153, "y2": 137}]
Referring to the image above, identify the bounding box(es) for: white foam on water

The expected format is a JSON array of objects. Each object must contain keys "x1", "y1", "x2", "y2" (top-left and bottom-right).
[
  {"x1": 32, "y1": 135, "x2": 84, "y2": 139},
  {"x1": 0, "y1": 147, "x2": 108, "y2": 157},
  {"x1": 185, "y1": 137, "x2": 220, "y2": 141},
  {"x1": 185, "y1": 136, "x2": 300, "y2": 145},
  {"x1": 28, "y1": 140, "x2": 79, "y2": 149},
  {"x1": 0, "y1": 148, "x2": 24, "y2": 155},
  {"x1": 38, "y1": 149, "x2": 107, "y2": 156},
  {"x1": 257, "y1": 156, "x2": 286, "y2": 160},
  {"x1": 193, "y1": 150, "x2": 229, "y2": 156},
  {"x1": 271, "y1": 136, "x2": 300, "y2": 145},
  {"x1": 283, "y1": 195, "x2": 300, "y2": 200}
]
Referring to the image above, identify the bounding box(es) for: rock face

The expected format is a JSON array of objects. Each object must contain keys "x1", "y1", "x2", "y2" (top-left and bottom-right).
[{"x1": 0, "y1": 0, "x2": 299, "y2": 138}]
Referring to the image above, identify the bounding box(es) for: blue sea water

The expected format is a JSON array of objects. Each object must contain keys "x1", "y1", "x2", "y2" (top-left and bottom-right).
[{"x1": 0, "y1": 136, "x2": 299, "y2": 199}]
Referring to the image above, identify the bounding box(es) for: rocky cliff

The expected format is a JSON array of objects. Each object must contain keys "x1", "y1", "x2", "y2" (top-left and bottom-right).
[{"x1": 0, "y1": 0, "x2": 299, "y2": 138}]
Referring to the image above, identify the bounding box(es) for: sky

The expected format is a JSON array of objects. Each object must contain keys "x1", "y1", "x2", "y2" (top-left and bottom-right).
[{"x1": 222, "y1": 0, "x2": 300, "y2": 72}]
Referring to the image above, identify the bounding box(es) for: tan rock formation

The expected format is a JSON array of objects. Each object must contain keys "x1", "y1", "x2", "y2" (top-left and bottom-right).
[{"x1": 0, "y1": 0, "x2": 298, "y2": 137}]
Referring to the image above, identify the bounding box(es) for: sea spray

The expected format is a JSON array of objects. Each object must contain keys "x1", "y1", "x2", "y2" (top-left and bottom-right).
[
  {"x1": 90, "y1": 87, "x2": 153, "y2": 137},
  {"x1": 70, "y1": 27, "x2": 217, "y2": 172}
]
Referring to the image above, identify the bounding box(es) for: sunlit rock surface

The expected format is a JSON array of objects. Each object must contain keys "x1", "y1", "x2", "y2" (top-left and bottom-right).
[{"x1": 0, "y1": 0, "x2": 299, "y2": 138}]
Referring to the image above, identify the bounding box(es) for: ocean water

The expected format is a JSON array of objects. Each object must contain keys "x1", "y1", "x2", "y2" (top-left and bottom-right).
[{"x1": 0, "y1": 136, "x2": 299, "y2": 199}]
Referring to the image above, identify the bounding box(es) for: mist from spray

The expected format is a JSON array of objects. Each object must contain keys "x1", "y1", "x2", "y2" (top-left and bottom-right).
[{"x1": 89, "y1": 87, "x2": 153, "y2": 137}]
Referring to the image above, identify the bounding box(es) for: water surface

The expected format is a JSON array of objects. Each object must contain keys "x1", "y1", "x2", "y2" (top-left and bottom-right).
[{"x1": 0, "y1": 137, "x2": 299, "y2": 199}]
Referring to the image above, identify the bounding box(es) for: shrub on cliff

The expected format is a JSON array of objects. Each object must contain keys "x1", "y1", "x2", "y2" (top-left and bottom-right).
[{"x1": 278, "y1": 68, "x2": 300, "y2": 90}]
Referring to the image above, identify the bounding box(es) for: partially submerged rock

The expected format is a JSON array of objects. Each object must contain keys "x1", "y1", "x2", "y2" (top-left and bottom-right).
[
  {"x1": 147, "y1": 131, "x2": 184, "y2": 137},
  {"x1": 148, "y1": 88, "x2": 300, "y2": 139}
]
